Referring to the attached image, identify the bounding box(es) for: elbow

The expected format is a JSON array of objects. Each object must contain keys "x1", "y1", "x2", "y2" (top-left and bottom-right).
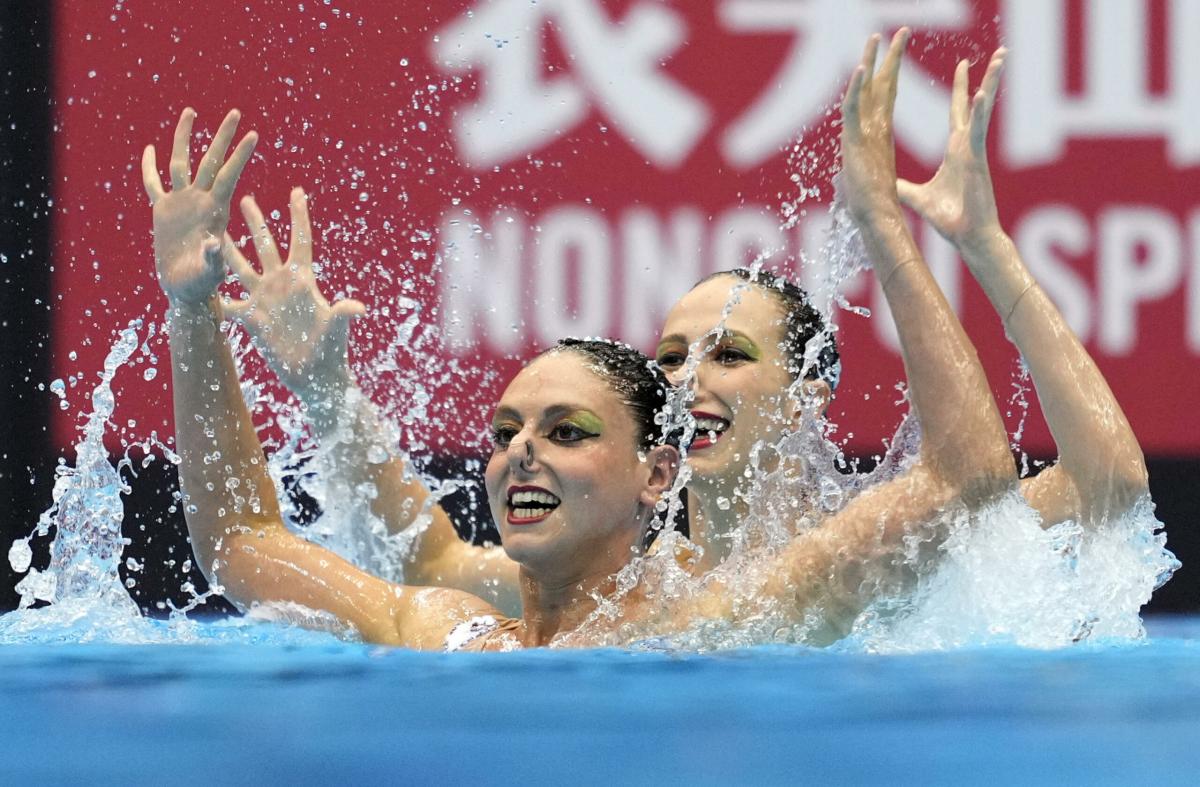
[
  {"x1": 1059, "y1": 440, "x2": 1149, "y2": 520},
  {"x1": 928, "y1": 442, "x2": 1019, "y2": 508},
  {"x1": 1084, "y1": 456, "x2": 1150, "y2": 521},
  {"x1": 183, "y1": 510, "x2": 281, "y2": 605}
]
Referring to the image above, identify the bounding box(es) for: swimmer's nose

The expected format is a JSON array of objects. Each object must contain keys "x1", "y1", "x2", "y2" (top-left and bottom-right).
[{"x1": 507, "y1": 435, "x2": 537, "y2": 474}]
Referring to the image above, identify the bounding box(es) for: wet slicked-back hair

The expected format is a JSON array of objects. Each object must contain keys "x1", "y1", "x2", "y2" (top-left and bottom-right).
[
  {"x1": 548, "y1": 338, "x2": 675, "y2": 450},
  {"x1": 699, "y1": 268, "x2": 841, "y2": 388}
]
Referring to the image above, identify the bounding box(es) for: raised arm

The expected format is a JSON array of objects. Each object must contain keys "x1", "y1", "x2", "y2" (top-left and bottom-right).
[
  {"x1": 764, "y1": 31, "x2": 1015, "y2": 638},
  {"x1": 221, "y1": 186, "x2": 520, "y2": 611},
  {"x1": 645, "y1": 32, "x2": 1017, "y2": 644},
  {"x1": 143, "y1": 108, "x2": 495, "y2": 647},
  {"x1": 837, "y1": 30, "x2": 1014, "y2": 497},
  {"x1": 896, "y1": 50, "x2": 1148, "y2": 527}
]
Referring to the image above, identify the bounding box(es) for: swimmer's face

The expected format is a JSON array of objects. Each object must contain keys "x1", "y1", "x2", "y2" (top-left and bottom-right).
[
  {"x1": 657, "y1": 275, "x2": 795, "y2": 490},
  {"x1": 485, "y1": 351, "x2": 671, "y2": 585}
]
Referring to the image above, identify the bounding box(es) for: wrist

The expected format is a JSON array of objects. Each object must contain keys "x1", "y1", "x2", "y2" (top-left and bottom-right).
[
  {"x1": 167, "y1": 294, "x2": 223, "y2": 325},
  {"x1": 957, "y1": 230, "x2": 1037, "y2": 310},
  {"x1": 303, "y1": 372, "x2": 360, "y2": 435},
  {"x1": 851, "y1": 202, "x2": 908, "y2": 250},
  {"x1": 957, "y1": 224, "x2": 1009, "y2": 259},
  {"x1": 848, "y1": 193, "x2": 904, "y2": 227},
  {"x1": 295, "y1": 364, "x2": 355, "y2": 407}
]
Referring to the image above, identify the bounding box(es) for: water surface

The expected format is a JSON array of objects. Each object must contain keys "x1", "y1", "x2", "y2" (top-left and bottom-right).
[{"x1": 3, "y1": 616, "x2": 1198, "y2": 785}]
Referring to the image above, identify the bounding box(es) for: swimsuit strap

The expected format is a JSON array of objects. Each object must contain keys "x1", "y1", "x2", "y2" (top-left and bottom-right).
[{"x1": 444, "y1": 615, "x2": 502, "y2": 652}]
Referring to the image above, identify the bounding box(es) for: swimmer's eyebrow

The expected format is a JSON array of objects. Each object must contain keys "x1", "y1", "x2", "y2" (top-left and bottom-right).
[
  {"x1": 657, "y1": 333, "x2": 688, "y2": 348},
  {"x1": 491, "y1": 403, "x2": 597, "y2": 427},
  {"x1": 491, "y1": 406, "x2": 522, "y2": 426},
  {"x1": 655, "y1": 334, "x2": 692, "y2": 357},
  {"x1": 656, "y1": 328, "x2": 754, "y2": 352}
]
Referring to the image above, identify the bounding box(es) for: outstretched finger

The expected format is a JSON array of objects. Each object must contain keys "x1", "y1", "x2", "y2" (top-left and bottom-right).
[
  {"x1": 223, "y1": 231, "x2": 259, "y2": 285},
  {"x1": 950, "y1": 60, "x2": 970, "y2": 130},
  {"x1": 331, "y1": 298, "x2": 367, "y2": 320},
  {"x1": 141, "y1": 145, "x2": 166, "y2": 204},
  {"x1": 969, "y1": 49, "x2": 1007, "y2": 154},
  {"x1": 880, "y1": 27, "x2": 910, "y2": 114},
  {"x1": 840, "y1": 66, "x2": 866, "y2": 140},
  {"x1": 858, "y1": 34, "x2": 881, "y2": 96},
  {"x1": 195, "y1": 109, "x2": 241, "y2": 191},
  {"x1": 287, "y1": 186, "x2": 313, "y2": 266},
  {"x1": 327, "y1": 300, "x2": 366, "y2": 353},
  {"x1": 169, "y1": 108, "x2": 196, "y2": 190},
  {"x1": 240, "y1": 195, "x2": 284, "y2": 271},
  {"x1": 840, "y1": 66, "x2": 866, "y2": 141},
  {"x1": 212, "y1": 130, "x2": 258, "y2": 206}
]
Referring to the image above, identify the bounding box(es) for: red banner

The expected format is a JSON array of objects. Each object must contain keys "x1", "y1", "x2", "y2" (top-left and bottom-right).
[{"x1": 50, "y1": 0, "x2": 1200, "y2": 458}]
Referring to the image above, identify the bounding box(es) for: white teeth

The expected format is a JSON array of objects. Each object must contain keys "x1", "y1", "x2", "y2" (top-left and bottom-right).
[
  {"x1": 512, "y1": 507, "x2": 549, "y2": 520},
  {"x1": 509, "y1": 490, "x2": 561, "y2": 506},
  {"x1": 693, "y1": 417, "x2": 728, "y2": 433}
]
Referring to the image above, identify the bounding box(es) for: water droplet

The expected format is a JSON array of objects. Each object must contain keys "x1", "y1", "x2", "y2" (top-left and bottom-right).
[{"x1": 8, "y1": 539, "x2": 32, "y2": 573}]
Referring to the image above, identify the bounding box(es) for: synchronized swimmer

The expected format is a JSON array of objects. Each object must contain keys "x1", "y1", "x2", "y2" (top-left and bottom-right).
[{"x1": 143, "y1": 30, "x2": 1148, "y2": 649}]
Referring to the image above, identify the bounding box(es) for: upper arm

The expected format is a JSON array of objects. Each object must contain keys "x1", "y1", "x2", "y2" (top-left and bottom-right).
[
  {"x1": 1019, "y1": 460, "x2": 1147, "y2": 530},
  {"x1": 215, "y1": 522, "x2": 496, "y2": 648},
  {"x1": 760, "y1": 465, "x2": 966, "y2": 638},
  {"x1": 371, "y1": 459, "x2": 522, "y2": 608},
  {"x1": 412, "y1": 535, "x2": 523, "y2": 617}
]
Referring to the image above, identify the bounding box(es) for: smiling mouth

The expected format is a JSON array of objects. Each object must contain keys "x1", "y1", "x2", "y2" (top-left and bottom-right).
[
  {"x1": 506, "y1": 486, "x2": 562, "y2": 525},
  {"x1": 689, "y1": 412, "x2": 730, "y2": 450}
]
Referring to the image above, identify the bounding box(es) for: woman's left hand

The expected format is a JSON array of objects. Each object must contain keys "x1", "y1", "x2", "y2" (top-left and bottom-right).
[
  {"x1": 223, "y1": 187, "x2": 366, "y2": 401},
  {"x1": 896, "y1": 48, "x2": 1007, "y2": 253}
]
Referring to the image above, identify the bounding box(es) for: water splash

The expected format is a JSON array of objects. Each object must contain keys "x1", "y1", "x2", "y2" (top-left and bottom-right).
[{"x1": 1, "y1": 320, "x2": 158, "y2": 643}]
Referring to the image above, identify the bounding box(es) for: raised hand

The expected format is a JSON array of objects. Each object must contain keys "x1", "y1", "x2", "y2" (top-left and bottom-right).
[
  {"x1": 897, "y1": 48, "x2": 1008, "y2": 251},
  {"x1": 223, "y1": 187, "x2": 366, "y2": 401},
  {"x1": 837, "y1": 28, "x2": 911, "y2": 224},
  {"x1": 142, "y1": 108, "x2": 257, "y2": 306}
]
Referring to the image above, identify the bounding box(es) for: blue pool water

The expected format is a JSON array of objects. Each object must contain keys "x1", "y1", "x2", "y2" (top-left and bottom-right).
[{"x1": 3, "y1": 616, "x2": 1198, "y2": 785}]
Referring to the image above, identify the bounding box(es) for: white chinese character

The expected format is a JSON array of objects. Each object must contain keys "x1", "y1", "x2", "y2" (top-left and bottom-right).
[
  {"x1": 1003, "y1": 0, "x2": 1200, "y2": 168},
  {"x1": 432, "y1": 0, "x2": 711, "y2": 169},
  {"x1": 718, "y1": 0, "x2": 971, "y2": 168}
]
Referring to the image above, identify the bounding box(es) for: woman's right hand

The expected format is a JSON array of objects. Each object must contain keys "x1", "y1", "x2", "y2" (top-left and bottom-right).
[
  {"x1": 141, "y1": 108, "x2": 257, "y2": 307},
  {"x1": 223, "y1": 187, "x2": 366, "y2": 402},
  {"x1": 836, "y1": 28, "x2": 911, "y2": 226}
]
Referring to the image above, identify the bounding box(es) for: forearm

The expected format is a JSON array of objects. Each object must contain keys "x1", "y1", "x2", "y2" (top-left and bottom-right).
[
  {"x1": 168, "y1": 297, "x2": 285, "y2": 578},
  {"x1": 856, "y1": 206, "x2": 1013, "y2": 493},
  {"x1": 300, "y1": 377, "x2": 475, "y2": 568},
  {"x1": 303, "y1": 378, "x2": 425, "y2": 531},
  {"x1": 961, "y1": 230, "x2": 1148, "y2": 516}
]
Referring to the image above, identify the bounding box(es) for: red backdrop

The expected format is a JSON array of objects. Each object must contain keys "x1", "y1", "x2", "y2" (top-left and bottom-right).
[{"x1": 49, "y1": 0, "x2": 1200, "y2": 459}]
